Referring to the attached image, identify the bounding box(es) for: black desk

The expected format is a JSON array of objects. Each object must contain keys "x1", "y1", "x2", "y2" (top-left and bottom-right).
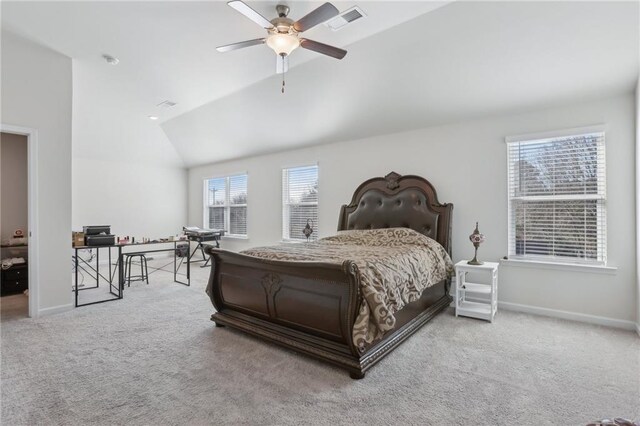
[{"x1": 72, "y1": 240, "x2": 193, "y2": 307}]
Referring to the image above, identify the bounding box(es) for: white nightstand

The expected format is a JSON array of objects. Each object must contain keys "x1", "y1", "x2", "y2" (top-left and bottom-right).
[{"x1": 454, "y1": 260, "x2": 499, "y2": 322}]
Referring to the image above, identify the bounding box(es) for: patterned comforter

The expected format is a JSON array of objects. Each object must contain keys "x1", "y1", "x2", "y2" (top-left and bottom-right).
[{"x1": 240, "y1": 228, "x2": 453, "y2": 352}]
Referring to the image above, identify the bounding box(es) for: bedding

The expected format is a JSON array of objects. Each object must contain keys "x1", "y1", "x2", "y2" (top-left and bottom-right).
[{"x1": 241, "y1": 227, "x2": 453, "y2": 351}]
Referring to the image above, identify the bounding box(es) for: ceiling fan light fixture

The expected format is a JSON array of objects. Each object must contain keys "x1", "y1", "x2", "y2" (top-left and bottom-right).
[
  {"x1": 266, "y1": 32, "x2": 300, "y2": 56},
  {"x1": 218, "y1": 1, "x2": 347, "y2": 93}
]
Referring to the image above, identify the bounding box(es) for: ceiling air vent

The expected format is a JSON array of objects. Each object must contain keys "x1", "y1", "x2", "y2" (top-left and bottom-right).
[
  {"x1": 324, "y1": 6, "x2": 366, "y2": 31},
  {"x1": 156, "y1": 100, "x2": 177, "y2": 108}
]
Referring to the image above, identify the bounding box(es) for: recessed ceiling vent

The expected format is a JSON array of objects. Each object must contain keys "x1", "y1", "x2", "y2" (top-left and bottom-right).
[
  {"x1": 156, "y1": 100, "x2": 177, "y2": 108},
  {"x1": 324, "y1": 6, "x2": 366, "y2": 31}
]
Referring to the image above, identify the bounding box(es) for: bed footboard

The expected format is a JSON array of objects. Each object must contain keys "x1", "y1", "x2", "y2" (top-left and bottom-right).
[
  {"x1": 206, "y1": 248, "x2": 364, "y2": 367},
  {"x1": 205, "y1": 247, "x2": 451, "y2": 379}
]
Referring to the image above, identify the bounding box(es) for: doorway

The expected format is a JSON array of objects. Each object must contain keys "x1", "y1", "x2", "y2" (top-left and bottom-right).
[
  {"x1": 0, "y1": 125, "x2": 39, "y2": 318},
  {"x1": 1, "y1": 132, "x2": 29, "y2": 319}
]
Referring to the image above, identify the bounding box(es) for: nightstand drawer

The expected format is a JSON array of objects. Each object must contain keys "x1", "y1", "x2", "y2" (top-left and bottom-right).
[
  {"x1": 4, "y1": 267, "x2": 28, "y2": 281},
  {"x1": 1, "y1": 279, "x2": 28, "y2": 295},
  {"x1": 1, "y1": 265, "x2": 29, "y2": 296}
]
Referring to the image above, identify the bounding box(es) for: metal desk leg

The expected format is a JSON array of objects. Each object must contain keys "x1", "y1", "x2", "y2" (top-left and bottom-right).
[
  {"x1": 107, "y1": 247, "x2": 119, "y2": 298},
  {"x1": 200, "y1": 243, "x2": 207, "y2": 261},
  {"x1": 74, "y1": 248, "x2": 79, "y2": 307},
  {"x1": 108, "y1": 248, "x2": 112, "y2": 284},
  {"x1": 201, "y1": 246, "x2": 211, "y2": 267},
  {"x1": 118, "y1": 246, "x2": 124, "y2": 294},
  {"x1": 188, "y1": 240, "x2": 199, "y2": 263},
  {"x1": 96, "y1": 248, "x2": 100, "y2": 288}
]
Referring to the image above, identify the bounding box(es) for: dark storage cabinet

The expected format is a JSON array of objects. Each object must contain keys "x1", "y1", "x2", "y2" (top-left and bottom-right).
[{"x1": 1, "y1": 263, "x2": 28, "y2": 296}]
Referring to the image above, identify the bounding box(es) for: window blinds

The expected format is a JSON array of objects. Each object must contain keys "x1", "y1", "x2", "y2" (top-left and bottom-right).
[
  {"x1": 228, "y1": 175, "x2": 247, "y2": 236},
  {"x1": 507, "y1": 132, "x2": 606, "y2": 264},
  {"x1": 207, "y1": 177, "x2": 226, "y2": 231},
  {"x1": 205, "y1": 174, "x2": 247, "y2": 236},
  {"x1": 282, "y1": 165, "x2": 318, "y2": 241}
]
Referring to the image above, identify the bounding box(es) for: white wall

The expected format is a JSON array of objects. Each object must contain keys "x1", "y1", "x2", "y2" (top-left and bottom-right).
[
  {"x1": 636, "y1": 76, "x2": 640, "y2": 332},
  {"x1": 1, "y1": 31, "x2": 73, "y2": 313},
  {"x1": 72, "y1": 60, "x2": 187, "y2": 238},
  {"x1": 72, "y1": 160, "x2": 186, "y2": 238},
  {"x1": 189, "y1": 93, "x2": 637, "y2": 326},
  {"x1": 0, "y1": 133, "x2": 28, "y2": 241}
]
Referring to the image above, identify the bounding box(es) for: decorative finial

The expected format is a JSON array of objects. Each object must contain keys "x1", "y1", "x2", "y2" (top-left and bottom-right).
[{"x1": 384, "y1": 172, "x2": 401, "y2": 190}]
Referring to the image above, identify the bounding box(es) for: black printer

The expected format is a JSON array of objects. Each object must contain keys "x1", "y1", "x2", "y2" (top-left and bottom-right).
[{"x1": 83, "y1": 225, "x2": 115, "y2": 246}]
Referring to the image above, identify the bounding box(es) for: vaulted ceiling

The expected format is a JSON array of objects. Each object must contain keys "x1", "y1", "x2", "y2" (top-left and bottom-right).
[
  {"x1": 1, "y1": 1, "x2": 448, "y2": 121},
  {"x1": 2, "y1": 1, "x2": 639, "y2": 167}
]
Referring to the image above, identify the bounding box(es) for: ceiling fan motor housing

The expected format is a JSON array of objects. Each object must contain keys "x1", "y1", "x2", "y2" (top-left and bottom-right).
[
  {"x1": 270, "y1": 17, "x2": 296, "y2": 34},
  {"x1": 275, "y1": 4, "x2": 290, "y2": 18}
]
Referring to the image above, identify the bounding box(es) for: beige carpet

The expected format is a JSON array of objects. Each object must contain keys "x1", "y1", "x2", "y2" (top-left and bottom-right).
[{"x1": 1, "y1": 259, "x2": 639, "y2": 425}]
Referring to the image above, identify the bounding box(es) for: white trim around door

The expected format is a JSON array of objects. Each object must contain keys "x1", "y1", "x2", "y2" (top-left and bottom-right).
[{"x1": 1, "y1": 124, "x2": 40, "y2": 318}]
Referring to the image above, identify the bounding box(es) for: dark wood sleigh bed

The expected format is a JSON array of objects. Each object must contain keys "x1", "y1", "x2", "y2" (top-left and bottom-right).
[{"x1": 205, "y1": 172, "x2": 453, "y2": 379}]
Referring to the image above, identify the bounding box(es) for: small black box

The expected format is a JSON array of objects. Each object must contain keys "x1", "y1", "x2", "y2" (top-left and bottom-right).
[
  {"x1": 83, "y1": 225, "x2": 111, "y2": 236},
  {"x1": 85, "y1": 234, "x2": 115, "y2": 246}
]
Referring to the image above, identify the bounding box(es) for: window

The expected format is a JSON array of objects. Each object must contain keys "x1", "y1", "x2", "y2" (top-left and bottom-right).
[
  {"x1": 507, "y1": 129, "x2": 606, "y2": 264},
  {"x1": 282, "y1": 165, "x2": 318, "y2": 241},
  {"x1": 204, "y1": 174, "x2": 247, "y2": 237}
]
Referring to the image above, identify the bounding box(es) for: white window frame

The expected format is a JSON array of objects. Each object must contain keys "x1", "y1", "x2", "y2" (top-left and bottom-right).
[
  {"x1": 505, "y1": 125, "x2": 607, "y2": 266},
  {"x1": 282, "y1": 164, "x2": 319, "y2": 242},
  {"x1": 203, "y1": 173, "x2": 248, "y2": 238}
]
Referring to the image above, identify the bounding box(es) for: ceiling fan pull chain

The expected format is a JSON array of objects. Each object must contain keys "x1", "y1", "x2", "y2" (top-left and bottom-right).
[{"x1": 281, "y1": 53, "x2": 286, "y2": 94}]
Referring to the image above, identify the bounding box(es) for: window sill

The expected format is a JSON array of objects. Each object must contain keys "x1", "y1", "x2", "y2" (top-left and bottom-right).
[
  {"x1": 222, "y1": 235, "x2": 248, "y2": 240},
  {"x1": 500, "y1": 258, "x2": 617, "y2": 275}
]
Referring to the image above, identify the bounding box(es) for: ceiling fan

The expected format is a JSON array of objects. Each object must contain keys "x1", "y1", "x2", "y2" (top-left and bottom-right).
[{"x1": 216, "y1": 1, "x2": 347, "y2": 92}]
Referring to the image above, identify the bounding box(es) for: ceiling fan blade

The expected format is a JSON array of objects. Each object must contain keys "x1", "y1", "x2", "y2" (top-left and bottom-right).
[
  {"x1": 300, "y1": 39, "x2": 347, "y2": 60},
  {"x1": 216, "y1": 38, "x2": 266, "y2": 53},
  {"x1": 276, "y1": 55, "x2": 289, "y2": 74},
  {"x1": 227, "y1": 0, "x2": 274, "y2": 29},
  {"x1": 293, "y1": 3, "x2": 339, "y2": 32}
]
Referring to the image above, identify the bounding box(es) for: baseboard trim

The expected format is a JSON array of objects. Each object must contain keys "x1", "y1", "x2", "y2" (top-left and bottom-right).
[
  {"x1": 498, "y1": 301, "x2": 637, "y2": 331},
  {"x1": 38, "y1": 303, "x2": 73, "y2": 317}
]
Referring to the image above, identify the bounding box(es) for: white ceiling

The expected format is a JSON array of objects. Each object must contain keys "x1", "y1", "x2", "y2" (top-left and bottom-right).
[
  {"x1": 2, "y1": 1, "x2": 639, "y2": 168},
  {"x1": 1, "y1": 1, "x2": 449, "y2": 121},
  {"x1": 162, "y1": 0, "x2": 639, "y2": 166}
]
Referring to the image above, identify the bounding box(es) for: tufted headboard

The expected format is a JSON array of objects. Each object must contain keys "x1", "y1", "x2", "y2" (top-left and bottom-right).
[{"x1": 337, "y1": 172, "x2": 453, "y2": 255}]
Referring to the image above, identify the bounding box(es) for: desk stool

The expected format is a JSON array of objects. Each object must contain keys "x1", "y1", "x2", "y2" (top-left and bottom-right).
[{"x1": 124, "y1": 254, "x2": 149, "y2": 287}]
